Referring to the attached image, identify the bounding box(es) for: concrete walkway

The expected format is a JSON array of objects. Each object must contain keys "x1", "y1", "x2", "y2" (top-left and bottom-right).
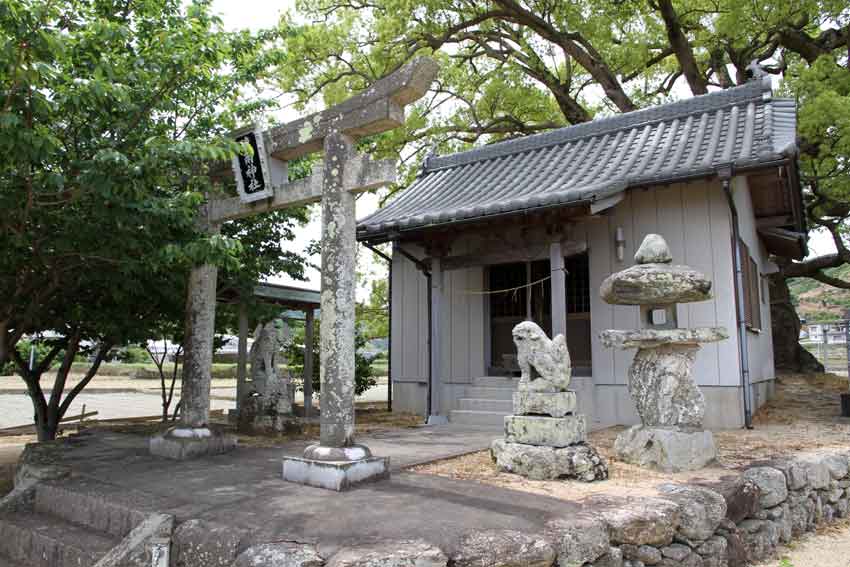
[{"x1": 31, "y1": 426, "x2": 576, "y2": 556}]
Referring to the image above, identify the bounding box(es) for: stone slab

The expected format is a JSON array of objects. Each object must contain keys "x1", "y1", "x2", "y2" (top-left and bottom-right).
[
  {"x1": 504, "y1": 415, "x2": 586, "y2": 447},
  {"x1": 149, "y1": 427, "x2": 237, "y2": 460},
  {"x1": 600, "y1": 263, "x2": 712, "y2": 305},
  {"x1": 14, "y1": 428, "x2": 583, "y2": 557},
  {"x1": 614, "y1": 425, "x2": 717, "y2": 472},
  {"x1": 600, "y1": 327, "x2": 729, "y2": 349},
  {"x1": 491, "y1": 439, "x2": 608, "y2": 481},
  {"x1": 513, "y1": 391, "x2": 576, "y2": 418},
  {"x1": 282, "y1": 455, "x2": 390, "y2": 491}
]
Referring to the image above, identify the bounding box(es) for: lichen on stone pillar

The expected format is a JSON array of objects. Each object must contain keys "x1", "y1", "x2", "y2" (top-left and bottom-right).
[
  {"x1": 180, "y1": 262, "x2": 218, "y2": 428},
  {"x1": 317, "y1": 129, "x2": 358, "y2": 450}
]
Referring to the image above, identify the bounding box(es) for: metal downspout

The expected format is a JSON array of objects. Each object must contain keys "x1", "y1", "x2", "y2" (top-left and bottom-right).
[
  {"x1": 720, "y1": 169, "x2": 754, "y2": 429},
  {"x1": 362, "y1": 241, "x2": 393, "y2": 412}
]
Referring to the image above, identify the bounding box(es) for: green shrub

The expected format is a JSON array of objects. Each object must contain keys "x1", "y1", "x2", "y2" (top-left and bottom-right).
[{"x1": 116, "y1": 346, "x2": 149, "y2": 364}]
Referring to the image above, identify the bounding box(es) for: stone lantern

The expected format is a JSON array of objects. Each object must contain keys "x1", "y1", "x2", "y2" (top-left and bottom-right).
[{"x1": 600, "y1": 234, "x2": 727, "y2": 472}]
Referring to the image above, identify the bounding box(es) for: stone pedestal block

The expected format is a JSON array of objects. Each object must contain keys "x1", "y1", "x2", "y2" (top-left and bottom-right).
[
  {"x1": 513, "y1": 390, "x2": 576, "y2": 417},
  {"x1": 504, "y1": 414, "x2": 586, "y2": 447},
  {"x1": 614, "y1": 425, "x2": 717, "y2": 472},
  {"x1": 491, "y1": 439, "x2": 608, "y2": 482},
  {"x1": 282, "y1": 444, "x2": 390, "y2": 491},
  {"x1": 282, "y1": 455, "x2": 389, "y2": 491},
  {"x1": 149, "y1": 427, "x2": 237, "y2": 460}
]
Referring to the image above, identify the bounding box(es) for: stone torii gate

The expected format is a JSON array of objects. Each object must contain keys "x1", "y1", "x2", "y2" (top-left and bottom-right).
[{"x1": 150, "y1": 58, "x2": 438, "y2": 490}]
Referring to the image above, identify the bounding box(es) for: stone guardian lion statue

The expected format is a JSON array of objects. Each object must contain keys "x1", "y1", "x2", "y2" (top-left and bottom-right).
[{"x1": 511, "y1": 321, "x2": 572, "y2": 392}]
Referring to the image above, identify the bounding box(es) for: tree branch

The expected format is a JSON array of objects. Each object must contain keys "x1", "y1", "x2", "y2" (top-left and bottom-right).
[
  {"x1": 650, "y1": 0, "x2": 708, "y2": 94},
  {"x1": 59, "y1": 342, "x2": 112, "y2": 418}
]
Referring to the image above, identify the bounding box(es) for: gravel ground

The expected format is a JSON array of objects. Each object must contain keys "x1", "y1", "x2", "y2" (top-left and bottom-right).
[
  {"x1": 414, "y1": 373, "x2": 850, "y2": 502},
  {"x1": 757, "y1": 519, "x2": 850, "y2": 566}
]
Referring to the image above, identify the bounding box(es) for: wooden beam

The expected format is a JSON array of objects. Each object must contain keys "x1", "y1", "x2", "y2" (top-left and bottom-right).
[
  {"x1": 439, "y1": 241, "x2": 587, "y2": 271},
  {"x1": 235, "y1": 300, "x2": 249, "y2": 412},
  {"x1": 303, "y1": 308, "x2": 315, "y2": 418},
  {"x1": 266, "y1": 57, "x2": 439, "y2": 160},
  {"x1": 428, "y1": 257, "x2": 446, "y2": 423},
  {"x1": 756, "y1": 215, "x2": 795, "y2": 229},
  {"x1": 550, "y1": 242, "x2": 567, "y2": 337},
  {"x1": 0, "y1": 411, "x2": 99, "y2": 436}
]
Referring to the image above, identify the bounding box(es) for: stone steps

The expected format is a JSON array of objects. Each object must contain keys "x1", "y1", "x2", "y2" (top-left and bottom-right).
[
  {"x1": 461, "y1": 386, "x2": 516, "y2": 400},
  {"x1": 0, "y1": 479, "x2": 157, "y2": 567},
  {"x1": 447, "y1": 410, "x2": 507, "y2": 427},
  {"x1": 457, "y1": 398, "x2": 513, "y2": 412},
  {"x1": 450, "y1": 377, "x2": 519, "y2": 427},
  {"x1": 0, "y1": 509, "x2": 118, "y2": 567},
  {"x1": 471, "y1": 376, "x2": 520, "y2": 388},
  {"x1": 34, "y1": 481, "x2": 147, "y2": 539}
]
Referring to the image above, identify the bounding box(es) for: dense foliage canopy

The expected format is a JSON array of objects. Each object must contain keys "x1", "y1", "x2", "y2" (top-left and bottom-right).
[
  {"x1": 0, "y1": 0, "x2": 308, "y2": 438},
  {"x1": 277, "y1": 0, "x2": 850, "y2": 267}
]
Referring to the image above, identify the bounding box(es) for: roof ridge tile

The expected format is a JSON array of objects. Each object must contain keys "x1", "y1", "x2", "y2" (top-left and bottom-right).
[{"x1": 426, "y1": 78, "x2": 772, "y2": 172}]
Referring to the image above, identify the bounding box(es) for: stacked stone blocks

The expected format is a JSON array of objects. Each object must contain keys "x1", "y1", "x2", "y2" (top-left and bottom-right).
[
  {"x1": 492, "y1": 321, "x2": 608, "y2": 482},
  {"x1": 600, "y1": 234, "x2": 727, "y2": 472}
]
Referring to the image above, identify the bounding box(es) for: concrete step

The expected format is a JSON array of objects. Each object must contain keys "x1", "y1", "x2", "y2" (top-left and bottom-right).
[
  {"x1": 34, "y1": 482, "x2": 146, "y2": 538},
  {"x1": 457, "y1": 398, "x2": 513, "y2": 412},
  {"x1": 0, "y1": 509, "x2": 118, "y2": 567},
  {"x1": 449, "y1": 410, "x2": 507, "y2": 427},
  {"x1": 462, "y1": 386, "x2": 516, "y2": 400},
  {"x1": 472, "y1": 376, "x2": 520, "y2": 388}
]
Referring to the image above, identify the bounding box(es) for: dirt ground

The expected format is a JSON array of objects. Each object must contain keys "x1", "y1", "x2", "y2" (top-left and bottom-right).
[
  {"x1": 413, "y1": 373, "x2": 850, "y2": 502},
  {"x1": 756, "y1": 519, "x2": 850, "y2": 567}
]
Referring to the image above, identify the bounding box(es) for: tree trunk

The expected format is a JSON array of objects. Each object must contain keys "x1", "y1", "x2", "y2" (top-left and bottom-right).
[
  {"x1": 36, "y1": 414, "x2": 59, "y2": 442},
  {"x1": 769, "y1": 273, "x2": 824, "y2": 373}
]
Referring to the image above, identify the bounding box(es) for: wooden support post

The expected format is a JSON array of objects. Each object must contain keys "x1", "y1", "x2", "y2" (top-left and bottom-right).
[
  {"x1": 428, "y1": 257, "x2": 447, "y2": 424},
  {"x1": 303, "y1": 308, "x2": 315, "y2": 418},
  {"x1": 526, "y1": 261, "x2": 532, "y2": 321},
  {"x1": 550, "y1": 242, "x2": 567, "y2": 338},
  {"x1": 235, "y1": 300, "x2": 249, "y2": 412}
]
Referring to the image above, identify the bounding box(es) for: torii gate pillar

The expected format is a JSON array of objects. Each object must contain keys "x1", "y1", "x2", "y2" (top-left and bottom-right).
[{"x1": 150, "y1": 57, "x2": 439, "y2": 489}]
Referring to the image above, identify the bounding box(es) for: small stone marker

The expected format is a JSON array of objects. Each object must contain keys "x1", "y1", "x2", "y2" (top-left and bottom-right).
[
  {"x1": 491, "y1": 321, "x2": 608, "y2": 482},
  {"x1": 600, "y1": 233, "x2": 727, "y2": 472}
]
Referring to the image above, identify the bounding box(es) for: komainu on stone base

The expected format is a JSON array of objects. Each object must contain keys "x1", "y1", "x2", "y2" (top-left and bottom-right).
[
  {"x1": 492, "y1": 321, "x2": 608, "y2": 482},
  {"x1": 613, "y1": 425, "x2": 717, "y2": 473},
  {"x1": 239, "y1": 319, "x2": 299, "y2": 435}
]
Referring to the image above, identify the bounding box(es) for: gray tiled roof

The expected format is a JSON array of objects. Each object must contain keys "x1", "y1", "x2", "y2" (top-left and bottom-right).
[{"x1": 357, "y1": 77, "x2": 797, "y2": 239}]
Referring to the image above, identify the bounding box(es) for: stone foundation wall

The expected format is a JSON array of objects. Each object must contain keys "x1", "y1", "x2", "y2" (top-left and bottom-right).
[
  {"x1": 176, "y1": 448, "x2": 850, "y2": 567},
  {"x1": 539, "y1": 448, "x2": 850, "y2": 567}
]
